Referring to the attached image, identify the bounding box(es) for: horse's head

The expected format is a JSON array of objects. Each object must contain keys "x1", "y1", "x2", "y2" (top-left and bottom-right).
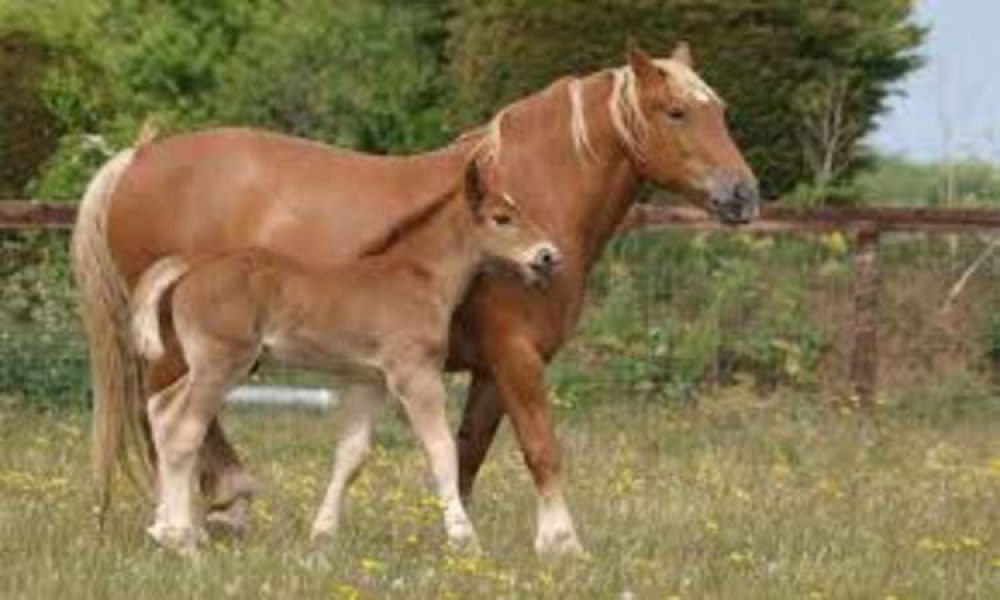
[
  {"x1": 622, "y1": 42, "x2": 760, "y2": 224},
  {"x1": 464, "y1": 161, "x2": 561, "y2": 286}
]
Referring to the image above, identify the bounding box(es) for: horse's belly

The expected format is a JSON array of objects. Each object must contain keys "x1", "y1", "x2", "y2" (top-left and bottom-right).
[{"x1": 107, "y1": 129, "x2": 462, "y2": 285}]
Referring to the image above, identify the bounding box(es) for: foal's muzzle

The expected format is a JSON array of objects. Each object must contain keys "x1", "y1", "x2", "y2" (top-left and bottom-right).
[{"x1": 527, "y1": 243, "x2": 562, "y2": 283}]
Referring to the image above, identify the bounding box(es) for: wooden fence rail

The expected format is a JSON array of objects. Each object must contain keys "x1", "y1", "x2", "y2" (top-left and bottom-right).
[{"x1": 4, "y1": 199, "x2": 1000, "y2": 405}]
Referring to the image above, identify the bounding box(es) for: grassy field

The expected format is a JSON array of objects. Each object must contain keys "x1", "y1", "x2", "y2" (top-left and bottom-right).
[{"x1": 1, "y1": 386, "x2": 999, "y2": 599}]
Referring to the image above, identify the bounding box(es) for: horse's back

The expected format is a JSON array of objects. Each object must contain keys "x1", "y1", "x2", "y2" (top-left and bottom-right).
[{"x1": 107, "y1": 127, "x2": 471, "y2": 286}]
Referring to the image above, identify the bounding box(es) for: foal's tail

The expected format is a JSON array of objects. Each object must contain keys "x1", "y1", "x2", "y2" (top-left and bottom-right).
[
  {"x1": 72, "y1": 147, "x2": 151, "y2": 516},
  {"x1": 131, "y1": 256, "x2": 190, "y2": 361}
]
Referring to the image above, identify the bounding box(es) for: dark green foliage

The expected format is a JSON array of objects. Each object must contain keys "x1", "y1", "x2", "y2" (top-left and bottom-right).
[
  {"x1": 0, "y1": 30, "x2": 62, "y2": 197},
  {"x1": 215, "y1": 0, "x2": 451, "y2": 153},
  {"x1": 0, "y1": 231, "x2": 88, "y2": 407}
]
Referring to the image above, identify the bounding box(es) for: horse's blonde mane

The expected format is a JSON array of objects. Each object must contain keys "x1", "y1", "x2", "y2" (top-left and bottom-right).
[
  {"x1": 589, "y1": 59, "x2": 721, "y2": 163},
  {"x1": 568, "y1": 79, "x2": 597, "y2": 161},
  {"x1": 472, "y1": 57, "x2": 721, "y2": 167},
  {"x1": 608, "y1": 66, "x2": 650, "y2": 162}
]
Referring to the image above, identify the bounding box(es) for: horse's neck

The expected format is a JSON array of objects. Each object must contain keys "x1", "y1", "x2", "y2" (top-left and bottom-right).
[
  {"x1": 376, "y1": 197, "x2": 482, "y2": 310},
  {"x1": 500, "y1": 72, "x2": 641, "y2": 272}
]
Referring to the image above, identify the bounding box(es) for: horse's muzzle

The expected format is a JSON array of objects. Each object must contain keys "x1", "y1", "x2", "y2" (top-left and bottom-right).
[{"x1": 714, "y1": 180, "x2": 760, "y2": 225}]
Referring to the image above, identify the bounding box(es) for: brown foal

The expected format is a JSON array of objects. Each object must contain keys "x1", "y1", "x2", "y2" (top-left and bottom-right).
[{"x1": 128, "y1": 163, "x2": 559, "y2": 553}]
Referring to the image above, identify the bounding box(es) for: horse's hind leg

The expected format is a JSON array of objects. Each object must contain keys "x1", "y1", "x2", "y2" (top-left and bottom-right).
[
  {"x1": 389, "y1": 366, "x2": 478, "y2": 549},
  {"x1": 311, "y1": 380, "x2": 386, "y2": 540},
  {"x1": 201, "y1": 419, "x2": 256, "y2": 535},
  {"x1": 456, "y1": 375, "x2": 505, "y2": 503}
]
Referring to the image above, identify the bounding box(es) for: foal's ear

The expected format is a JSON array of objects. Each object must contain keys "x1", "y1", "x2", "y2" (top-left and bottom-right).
[
  {"x1": 671, "y1": 41, "x2": 694, "y2": 68},
  {"x1": 463, "y1": 160, "x2": 487, "y2": 215},
  {"x1": 626, "y1": 39, "x2": 661, "y2": 86}
]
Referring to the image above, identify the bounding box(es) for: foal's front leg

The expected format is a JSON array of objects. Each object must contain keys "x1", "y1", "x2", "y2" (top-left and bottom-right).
[
  {"x1": 311, "y1": 381, "x2": 386, "y2": 540},
  {"x1": 389, "y1": 365, "x2": 478, "y2": 549}
]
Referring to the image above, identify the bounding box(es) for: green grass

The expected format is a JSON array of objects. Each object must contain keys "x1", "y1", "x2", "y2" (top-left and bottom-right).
[{"x1": 2, "y1": 387, "x2": 999, "y2": 599}]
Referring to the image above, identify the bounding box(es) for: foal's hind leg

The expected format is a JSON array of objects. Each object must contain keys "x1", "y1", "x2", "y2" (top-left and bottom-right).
[
  {"x1": 148, "y1": 323, "x2": 256, "y2": 535},
  {"x1": 311, "y1": 380, "x2": 386, "y2": 540},
  {"x1": 146, "y1": 373, "x2": 205, "y2": 553},
  {"x1": 147, "y1": 347, "x2": 253, "y2": 554},
  {"x1": 146, "y1": 375, "x2": 190, "y2": 544},
  {"x1": 389, "y1": 365, "x2": 478, "y2": 549}
]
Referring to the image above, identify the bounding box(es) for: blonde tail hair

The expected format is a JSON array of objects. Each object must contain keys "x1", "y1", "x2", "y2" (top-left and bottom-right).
[
  {"x1": 71, "y1": 147, "x2": 152, "y2": 518},
  {"x1": 131, "y1": 256, "x2": 189, "y2": 361}
]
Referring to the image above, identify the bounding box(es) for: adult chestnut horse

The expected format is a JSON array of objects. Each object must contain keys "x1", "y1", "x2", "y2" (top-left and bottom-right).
[{"x1": 73, "y1": 43, "x2": 758, "y2": 554}]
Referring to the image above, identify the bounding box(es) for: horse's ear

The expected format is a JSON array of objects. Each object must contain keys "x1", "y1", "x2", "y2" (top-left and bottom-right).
[
  {"x1": 464, "y1": 160, "x2": 486, "y2": 215},
  {"x1": 672, "y1": 41, "x2": 694, "y2": 68},
  {"x1": 626, "y1": 39, "x2": 660, "y2": 86}
]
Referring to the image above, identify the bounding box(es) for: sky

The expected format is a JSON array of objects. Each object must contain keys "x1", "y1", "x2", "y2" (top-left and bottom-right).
[{"x1": 870, "y1": 0, "x2": 1000, "y2": 163}]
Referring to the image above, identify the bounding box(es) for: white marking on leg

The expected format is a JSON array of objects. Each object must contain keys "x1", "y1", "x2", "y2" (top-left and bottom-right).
[
  {"x1": 146, "y1": 373, "x2": 215, "y2": 554},
  {"x1": 392, "y1": 370, "x2": 478, "y2": 549},
  {"x1": 535, "y1": 491, "x2": 583, "y2": 555}
]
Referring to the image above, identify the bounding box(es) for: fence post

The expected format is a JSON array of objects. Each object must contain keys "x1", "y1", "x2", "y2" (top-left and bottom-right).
[{"x1": 850, "y1": 225, "x2": 881, "y2": 407}]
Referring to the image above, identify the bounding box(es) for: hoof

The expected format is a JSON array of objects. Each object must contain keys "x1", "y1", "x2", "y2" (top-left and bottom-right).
[
  {"x1": 205, "y1": 466, "x2": 257, "y2": 511},
  {"x1": 535, "y1": 529, "x2": 584, "y2": 556},
  {"x1": 147, "y1": 523, "x2": 205, "y2": 557},
  {"x1": 205, "y1": 497, "x2": 249, "y2": 538},
  {"x1": 309, "y1": 523, "x2": 338, "y2": 543},
  {"x1": 447, "y1": 527, "x2": 482, "y2": 555}
]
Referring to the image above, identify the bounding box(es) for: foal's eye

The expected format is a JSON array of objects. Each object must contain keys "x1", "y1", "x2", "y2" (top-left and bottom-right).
[
  {"x1": 665, "y1": 107, "x2": 686, "y2": 121},
  {"x1": 492, "y1": 214, "x2": 513, "y2": 226}
]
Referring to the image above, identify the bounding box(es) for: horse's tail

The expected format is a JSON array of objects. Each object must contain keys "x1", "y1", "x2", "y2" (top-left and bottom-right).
[
  {"x1": 131, "y1": 256, "x2": 189, "y2": 361},
  {"x1": 71, "y1": 146, "x2": 152, "y2": 517}
]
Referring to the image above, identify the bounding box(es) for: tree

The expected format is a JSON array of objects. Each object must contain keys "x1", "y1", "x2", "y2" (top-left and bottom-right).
[
  {"x1": 0, "y1": 29, "x2": 60, "y2": 197},
  {"x1": 215, "y1": 0, "x2": 451, "y2": 154}
]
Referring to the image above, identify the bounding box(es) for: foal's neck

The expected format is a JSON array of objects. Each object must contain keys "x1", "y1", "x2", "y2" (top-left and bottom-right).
[
  {"x1": 376, "y1": 195, "x2": 482, "y2": 312},
  {"x1": 493, "y1": 71, "x2": 641, "y2": 269}
]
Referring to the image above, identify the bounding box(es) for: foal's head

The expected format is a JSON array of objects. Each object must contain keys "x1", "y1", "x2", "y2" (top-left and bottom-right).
[
  {"x1": 622, "y1": 42, "x2": 760, "y2": 224},
  {"x1": 463, "y1": 162, "x2": 561, "y2": 286}
]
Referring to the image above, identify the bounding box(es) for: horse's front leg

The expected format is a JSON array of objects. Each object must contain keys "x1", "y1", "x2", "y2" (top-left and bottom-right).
[
  {"x1": 389, "y1": 365, "x2": 478, "y2": 550},
  {"x1": 486, "y1": 335, "x2": 582, "y2": 555}
]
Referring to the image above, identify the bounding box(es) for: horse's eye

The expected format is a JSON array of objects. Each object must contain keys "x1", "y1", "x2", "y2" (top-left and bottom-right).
[{"x1": 492, "y1": 214, "x2": 512, "y2": 226}]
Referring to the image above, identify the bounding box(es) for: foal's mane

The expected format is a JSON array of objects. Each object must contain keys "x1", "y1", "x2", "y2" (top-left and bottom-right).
[{"x1": 359, "y1": 170, "x2": 469, "y2": 258}]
